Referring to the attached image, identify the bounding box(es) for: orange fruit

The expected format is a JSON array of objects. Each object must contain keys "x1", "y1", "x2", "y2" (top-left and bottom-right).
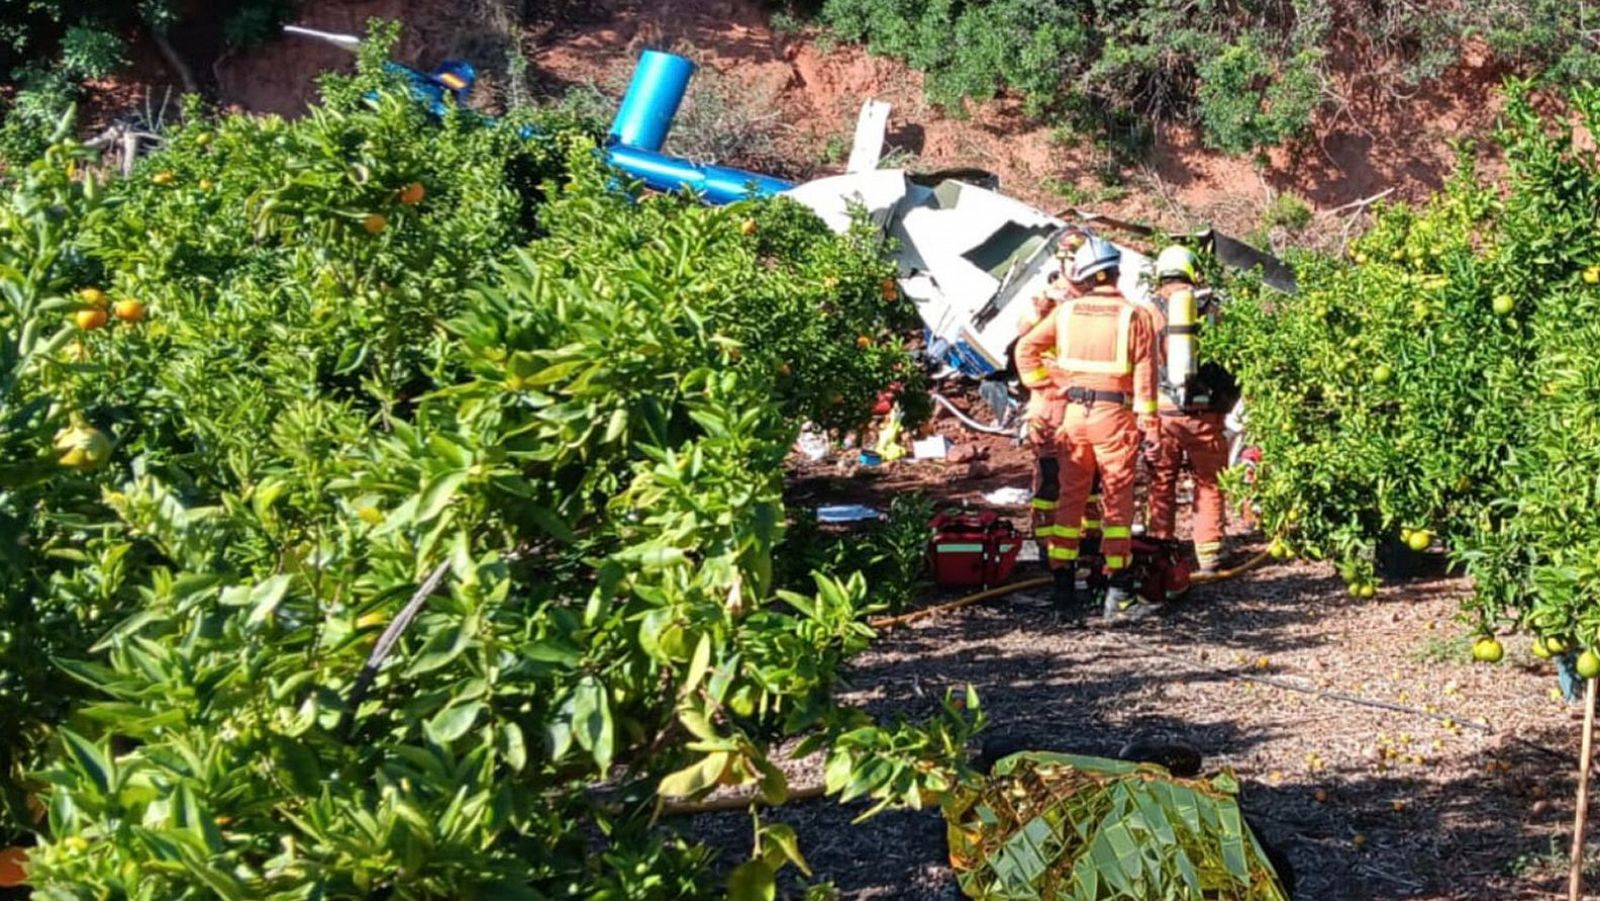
[
  {"x1": 1492, "y1": 294, "x2": 1515, "y2": 316},
  {"x1": 78, "y1": 287, "x2": 108, "y2": 308},
  {"x1": 1406, "y1": 530, "x2": 1431, "y2": 552},
  {"x1": 112, "y1": 299, "x2": 145, "y2": 323},
  {"x1": 739, "y1": 218, "x2": 757, "y2": 236},
  {"x1": 53, "y1": 423, "x2": 112, "y2": 471},
  {"x1": 1472, "y1": 637, "x2": 1504, "y2": 664},
  {"x1": 363, "y1": 214, "x2": 388, "y2": 235},
  {"x1": 0, "y1": 847, "x2": 26, "y2": 888},
  {"x1": 880, "y1": 278, "x2": 897, "y2": 301},
  {"x1": 73, "y1": 308, "x2": 108, "y2": 331},
  {"x1": 398, "y1": 182, "x2": 426, "y2": 205},
  {"x1": 856, "y1": 335, "x2": 872, "y2": 349},
  {"x1": 152, "y1": 171, "x2": 175, "y2": 185},
  {"x1": 1578, "y1": 650, "x2": 1600, "y2": 679}
]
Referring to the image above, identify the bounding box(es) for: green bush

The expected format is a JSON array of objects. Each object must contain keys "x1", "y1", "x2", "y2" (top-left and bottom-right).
[
  {"x1": 797, "y1": 0, "x2": 1600, "y2": 155},
  {"x1": 1, "y1": 24, "x2": 974, "y2": 898},
  {"x1": 57, "y1": 26, "x2": 126, "y2": 80},
  {"x1": 1209, "y1": 80, "x2": 1600, "y2": 643},
  {"x1": 0, "y1": 1, "x2": 296, "y2": 168},
  {"x1": 1261, "y1": 191, "x2": 1313, "y2": 232}
]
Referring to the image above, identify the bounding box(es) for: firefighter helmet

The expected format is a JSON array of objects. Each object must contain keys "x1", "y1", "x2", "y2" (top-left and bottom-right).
[
  {"x1": 1070, "y1": 235, "x2": 1121, "y2": 285},
  {"x1": 1054, "y1": 227, "x2": 1090, "y2": 261},
  {"x1": 1156, "y1": 245, "x2": 1200, "y2": 284}
]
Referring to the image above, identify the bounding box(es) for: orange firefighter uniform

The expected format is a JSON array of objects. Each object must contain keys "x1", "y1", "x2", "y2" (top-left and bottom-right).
[
  {"x1": 1016, "y1": 285, "x2": 1159, "y2": 575},
  {"x1": 1144, "y1": 280, "x2": 1230, "y2": 572},
  {"x1": 1017, "y1": 292, "x2": 1067, "y2": 562}
]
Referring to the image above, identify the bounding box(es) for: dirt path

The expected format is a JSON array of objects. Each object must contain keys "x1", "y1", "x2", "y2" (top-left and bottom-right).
[{"x1": 689, "y1": 452, "x2": 1586, "y2": 899}]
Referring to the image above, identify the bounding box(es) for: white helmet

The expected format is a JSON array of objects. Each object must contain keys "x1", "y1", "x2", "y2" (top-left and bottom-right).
[{"x1": 1070, "y1": 235, "x2": 1121, "y2": 285}]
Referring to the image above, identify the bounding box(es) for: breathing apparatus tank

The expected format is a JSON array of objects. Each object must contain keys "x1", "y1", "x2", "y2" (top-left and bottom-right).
[{"x1": 1165, "y1": 286, "x2": 1198, "y2": 407}]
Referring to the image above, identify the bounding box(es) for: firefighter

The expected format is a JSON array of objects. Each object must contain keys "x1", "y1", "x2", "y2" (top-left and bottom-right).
[
  {"x1": 1015, "y1": 229, "x2": 1088, "y2": 568},
  {"x1": 1145, "y1": 246, "x2": 1231, "y2": 574},
  {"x1": 1016, "y1": 236, "x2": 1160, "y2": 622}
]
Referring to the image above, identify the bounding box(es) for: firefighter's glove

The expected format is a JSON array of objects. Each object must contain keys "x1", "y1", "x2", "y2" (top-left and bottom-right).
[{"x1": 1140, "y1": 437, "x2": 1161, "y2": 469}]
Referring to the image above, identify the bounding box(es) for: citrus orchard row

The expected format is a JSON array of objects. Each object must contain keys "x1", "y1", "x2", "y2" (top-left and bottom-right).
[
  {"x1": 1212, "y1": 81, "x2": 1600, "y2": 655},
  {"x1": 0, "y1": 31, "x2": 971, "y2": 898}
]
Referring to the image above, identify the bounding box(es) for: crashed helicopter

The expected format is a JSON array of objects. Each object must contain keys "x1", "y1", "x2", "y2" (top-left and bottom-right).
[{"x1": 284, "y1": 27, "x2": 1292, "y2": 431}]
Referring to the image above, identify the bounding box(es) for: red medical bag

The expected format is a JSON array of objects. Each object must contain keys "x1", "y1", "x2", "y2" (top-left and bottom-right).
[{"x1": 929, "y1": 510, "x2": 1023, "y2": 588}]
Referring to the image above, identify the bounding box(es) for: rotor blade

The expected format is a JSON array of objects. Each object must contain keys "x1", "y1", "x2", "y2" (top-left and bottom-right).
[{"x1": 283, "y1": 25, "x2": 363, "y2": 52}]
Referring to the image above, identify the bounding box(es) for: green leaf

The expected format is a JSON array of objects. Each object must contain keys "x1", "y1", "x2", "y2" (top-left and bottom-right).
[
  {"x1": 244, "y1": 575, "x2": 293, "y2": 629},
  {"x1": 499, "y1": 723, "x2": 528, "y2": 772},
  {"x1": 760, "y1": 823, "x2": 810, "y2": 877},
  {"x1": 404, "y1": 618, "x2": 473, "y2": 677},
  {"x1": 682, "y1": 632, "x2": 712, "y2": 696},
  {"x1": 177, "y1": 844, "x2": 246, "y2": 901},
  {"x1": 726, "y1": 860, "x2": 776, "y2": 901},
  {"x1": 416, "y1": 469, "x2": 469, "y2": 525},
  {"x1": 657, "y1": 751, "x2": 728, "y2": 798},
  {"x1": 570, "y1": 677, "x2": 614, "y2": 769},
  {"x1": 425, "y1": 701, "x2": 485, "y2": 745},
  {"x1": 90, "y1": 609, "x2": 168, "y2": 652},
  {"x1": 60, "y1": 728, "x2": 113, "y2": 796}
]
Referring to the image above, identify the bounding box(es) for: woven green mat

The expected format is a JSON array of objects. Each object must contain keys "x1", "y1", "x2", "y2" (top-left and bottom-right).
[{"x1": 945, "y1": 752, "x2": 1291, "y2": 900}]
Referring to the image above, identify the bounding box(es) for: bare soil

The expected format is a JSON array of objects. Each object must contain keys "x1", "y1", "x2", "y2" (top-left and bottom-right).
[
  {"x1": 690, "y1": 444, "x2": 1589, "y2": 899},
  {"x1": 157, "y1": 0, "x2": 1523, "y2": 246}
]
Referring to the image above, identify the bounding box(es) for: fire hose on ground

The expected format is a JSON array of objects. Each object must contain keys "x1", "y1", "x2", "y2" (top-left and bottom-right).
[{"x1": 929, "y1": 391, "x2": 1017, "y2": 437}]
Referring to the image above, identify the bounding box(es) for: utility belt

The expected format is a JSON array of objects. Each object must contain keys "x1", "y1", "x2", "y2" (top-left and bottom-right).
[
  {"x1": 1064, "y1": 387, "x2": 1132, "y2": 408},
  {"x1": 1159, "y1": 386, "x2": 1215, "y2": 417}
]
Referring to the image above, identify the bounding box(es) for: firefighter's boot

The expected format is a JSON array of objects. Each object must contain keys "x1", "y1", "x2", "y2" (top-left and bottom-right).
[
  {"x1": 1052, "y1": 569, "x2": 1085, "y2": 628},
  {"x1": 1103, "y1": 569, "x2": 1159, "y2": 623}
]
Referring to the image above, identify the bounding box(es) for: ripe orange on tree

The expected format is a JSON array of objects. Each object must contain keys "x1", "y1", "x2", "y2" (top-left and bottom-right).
[{"x1": 113, "y1": 299, "x2": 145, "y2": 322}]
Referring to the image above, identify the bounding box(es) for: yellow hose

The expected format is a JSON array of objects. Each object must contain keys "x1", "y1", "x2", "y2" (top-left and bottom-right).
[
  {"x1": 1189, "y1": 548, "x2": 1272, "y2": 583},
  {"x1": 868, "y1": 577, "x2": 1052, "y2": 629},
  {"x1": 868, "y1": 547, "x2": 1276, "y2": 630}
]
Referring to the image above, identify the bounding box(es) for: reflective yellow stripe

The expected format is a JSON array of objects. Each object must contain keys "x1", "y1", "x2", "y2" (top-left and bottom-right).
[
  {"x1": 1034, "y1": 525, "x2": 1063, "y2": 538},
  {"x1": 1087, "y1": 494, "x2": 1101, "y2": 504},
  {"x1": 1031, "y1": 498, "x2": 1059, "y2": 511},
  {"x1": 1052, "y1": 526, "x2": 1082, "y2": 539},
  {"x1": 1022, "y1": 367, "x2": 1052, "y2": 386},
  {"x1": 1134, "y1": 399, "x2": 1157, "y2": 414},
  {"x1": 1103, "y1": 555, "x2": 1127, "y2": 570},
  {"x1": 1081, "y1": 520, "x2": 1102, "y2": 531},
  {"x1": 1049, "y1": 546, "x2": 1079, "y2": 561},
  {"x1": 1195, "y1": 541, "x2": 1222, "y2": 551},
  {"x1": 1058, "y1": 301, "x2": 1134, "y2": 374},
  {"x1": 1101, "y1": 525, "x2": 1132, "y2": 539}
]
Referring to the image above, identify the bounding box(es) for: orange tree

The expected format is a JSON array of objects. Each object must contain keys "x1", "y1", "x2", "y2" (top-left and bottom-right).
[
  {"x1": 1209, "y1": 81, "x2": 1600, "y2": 647},
  {"x1": 1, "y1": 28, "x2": 969, "y2": 899}
]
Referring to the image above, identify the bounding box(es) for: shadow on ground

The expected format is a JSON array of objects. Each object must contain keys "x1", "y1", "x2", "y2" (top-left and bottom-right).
[{"x1": 681, "y1": 545, "x2": 1583, "y2": 899}]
